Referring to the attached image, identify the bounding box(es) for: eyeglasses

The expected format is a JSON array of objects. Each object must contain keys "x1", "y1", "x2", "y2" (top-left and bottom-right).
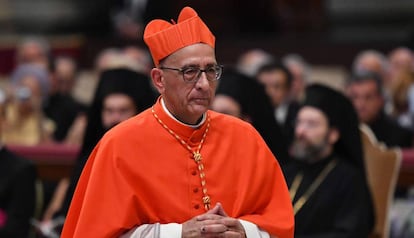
[{"x1": 159, "y1": 65, "x2": 223, "y2": 83}]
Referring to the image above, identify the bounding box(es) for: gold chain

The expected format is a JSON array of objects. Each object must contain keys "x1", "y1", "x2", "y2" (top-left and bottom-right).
[
  {"x1": 152, "y1": 107, "x2": 211, "y2": 210},
  {"x1": 289, "y1": 159, "x2": 338, "y2": 215}
]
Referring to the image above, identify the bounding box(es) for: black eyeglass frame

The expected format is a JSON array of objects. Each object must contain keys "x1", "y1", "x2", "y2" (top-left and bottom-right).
[{"x1": 159, "y1": 65, "x2": 223, "y2": 83}]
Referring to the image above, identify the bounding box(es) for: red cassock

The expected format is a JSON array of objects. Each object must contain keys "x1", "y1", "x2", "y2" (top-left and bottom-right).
[{"x1": 61, "y1": 98, "x2": 294, "y2": 237}]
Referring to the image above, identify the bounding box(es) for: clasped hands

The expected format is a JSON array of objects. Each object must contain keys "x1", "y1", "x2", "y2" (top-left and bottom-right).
[{"x1": 182, "y1": 203, "x2": 246, "y2": 238}]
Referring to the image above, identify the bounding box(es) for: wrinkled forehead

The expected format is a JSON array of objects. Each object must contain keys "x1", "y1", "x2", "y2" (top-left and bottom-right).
[{"x1": 161, "y1": 43, "x2": 216, "y2": 66}]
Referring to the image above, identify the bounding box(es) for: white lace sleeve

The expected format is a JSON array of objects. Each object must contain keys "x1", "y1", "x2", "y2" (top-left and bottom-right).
[
  {"x1": 120, "y1": 220, "x2": 268, "y2": 238},
  {"x1": 119, "y1": 223, "x2": 159, "y2": 238},
  {"x1": 239, "y1": 219, "x2": 271, "y2": 238},
  {"x1": 120, "y1": 223, "x2": 182, "y2": 238}
]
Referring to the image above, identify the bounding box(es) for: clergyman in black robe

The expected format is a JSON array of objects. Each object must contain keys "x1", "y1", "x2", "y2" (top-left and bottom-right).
[{"x1": 282, "y1": 83, "x2": 375, "y2": 237}]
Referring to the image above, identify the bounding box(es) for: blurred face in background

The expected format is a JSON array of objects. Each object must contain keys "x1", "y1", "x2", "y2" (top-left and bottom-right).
[
  {"x1": 211, "y1": 95, "x2": 241, "y2": 118},
  {"x1": 389, "y1": 48, "x2": 414, "y2": 81},
  {"x1": 257, "y1": 69, "x2": 290, "y2": 107},
  {"x1": 286, "y1": 62, "x2": 306, "y2": 101},
  {"x1": 347, "y1": 80, "x2": 383, "y2": 124},
  {"x1": 13, "y1": 75, "x2": 44, "y2": 115},
  {"x1": 53, "y1": 57, "x2": 77, "y2": 95},
  {"x1": 290, "y1": 106, "x2": 338, "y2": 162},
  {"x1": 390, "y1": 49, "x2": 413, "y2": 71},
  {"x1": 101, "y1": 93, "x2": 137, "y2": 130},
  {"x1": 16, "y1": 41, "x2": 49, "y2": 69}
]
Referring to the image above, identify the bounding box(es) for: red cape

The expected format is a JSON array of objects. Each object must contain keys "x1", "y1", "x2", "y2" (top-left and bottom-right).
[{"x1": 62, "y1": 98, "x2": 294, "y2": 237}]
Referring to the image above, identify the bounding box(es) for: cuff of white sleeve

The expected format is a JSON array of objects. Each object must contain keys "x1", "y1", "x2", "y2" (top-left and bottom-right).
[
  {"x1": 239, "y1": 219, "x2": 270, "y2": 238},
  {"x1": 160, "y1": 223, "x2": 182, "y2": 238}
]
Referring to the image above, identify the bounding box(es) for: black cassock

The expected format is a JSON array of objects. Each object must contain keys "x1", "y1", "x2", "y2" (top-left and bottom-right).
[
  {"x1": 0, "y1": 147, "x2": 37, "y2": 238},
  {"x1": 282, "y1": 154, "x2": 375, "y2": 238}
]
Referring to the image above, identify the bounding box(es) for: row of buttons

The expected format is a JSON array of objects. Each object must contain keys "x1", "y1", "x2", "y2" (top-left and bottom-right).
[{"x1": 192, "y1": 170, "x2": 201, "y2": 209}]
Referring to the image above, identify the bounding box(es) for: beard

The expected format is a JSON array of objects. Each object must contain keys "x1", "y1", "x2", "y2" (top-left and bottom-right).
[{"x1": 289, "y1": 135, "x2": 330, "y2": 162}]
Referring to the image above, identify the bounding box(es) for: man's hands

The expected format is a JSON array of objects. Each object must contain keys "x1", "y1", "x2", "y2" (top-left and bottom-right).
[{"x1": 182, "y1": 203, "x2": 246, "y2": 238}]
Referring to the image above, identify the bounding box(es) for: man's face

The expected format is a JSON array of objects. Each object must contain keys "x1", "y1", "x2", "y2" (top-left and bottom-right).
[
  {"x1": 211, "y1": 95, "x2": 241, "y2": 118},
  {"x1": 14, "y1": 75, "x2": 43, "y2": 114},
  {"x1": 347, "y1": 80, "x2": 383, "y2": 124},
  {"x1": 101, "y1": 93, "x2": 137, "y2": 130},
  {"x1": 54, "y1": 58, "x2": 76, "y2": 94},
  {"x1": 18, "y1": 42, "x2": 48, "y2": 67},
  {"x1": 257, "y1": 69, "x2": 289, "y2": 107},
  {"x1": 152, "y1": 43, "x2": 218, "y2": 124},
  {"x1": 389, "y1": 49, "x2": 414, "y2": 79},
  {"x1": 290, "y1": 107, "x2": 335, "y2": 162},
  {"x1": 287, "y1": 63, "x2": 305, "y2": 101}
]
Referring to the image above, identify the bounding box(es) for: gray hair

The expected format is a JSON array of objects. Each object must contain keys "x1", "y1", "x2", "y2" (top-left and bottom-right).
[
  {"x1": 11, "y1": 63, "x2": 50, "y2": 104},
  {"x1": 17, "y1": 36, "x2": 51, "y2": 57},
  {"x1": 236, "y1": 49, "x2": 275, "y2": 77},
  {"x1": 352, "y1": 49, "x2": 389, "y2": 75},
  {"x1": 282, "y1": 53, "x2": 311, "y2": 83}
]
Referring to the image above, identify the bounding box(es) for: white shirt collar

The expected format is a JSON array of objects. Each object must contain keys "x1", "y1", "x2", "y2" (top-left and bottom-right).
[
  {"x1": 275, "y1": 103, "x2": 288, "y2": 125},
  {"x1": 161, "y1": 98, "x2": 206, "y2": 128}
]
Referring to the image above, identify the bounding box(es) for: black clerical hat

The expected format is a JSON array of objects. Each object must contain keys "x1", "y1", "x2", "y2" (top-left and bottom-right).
[
  {"x1": 215, "y1": 67, "x2": 289, "y2": 164},
  {"x1": 303, "y1": 84, "x2": 349, "y2": 128},
  {"x1": 303, "y1": 83, "x2": 364, "y2": 170},
  {"x1": 95, "y1": 68, "x2": 157, "y2": 111},
  {"x1": 81, "y1": 68, "x2": 157, "y2": 157}
]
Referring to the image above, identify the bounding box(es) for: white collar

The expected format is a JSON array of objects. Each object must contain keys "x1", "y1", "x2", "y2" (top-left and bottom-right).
[
  {"x1": 161, "y1": 98, "x2": 206, "y2": 128},
  {"x1": 275, "y1": 103, "x2": 289, "y2": 124}
]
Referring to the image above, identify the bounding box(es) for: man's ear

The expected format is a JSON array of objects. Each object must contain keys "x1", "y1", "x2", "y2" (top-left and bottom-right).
[
  {"x1": 328, "y1": 127, "x2": 340, "y2": 145},
  {"x1": 151, "y1": 68, "x2": 165, "y2": 94}
]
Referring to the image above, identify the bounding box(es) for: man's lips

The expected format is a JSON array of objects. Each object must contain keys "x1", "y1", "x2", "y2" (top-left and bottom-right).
[{"x1": 192, "y1": 97, "x2": 209, "y2": 102}]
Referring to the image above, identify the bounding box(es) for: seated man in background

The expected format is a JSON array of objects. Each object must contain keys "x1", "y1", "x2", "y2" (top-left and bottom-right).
[
  {"x1": 282, "y1": 54, "x2": 311, "y2": 103},
  {"x1": 0, "y1": 88, "x2": 38, "y2": 237},
  {"x1": 212, "y1": 67, "x2": 290, "y2": 164},
  {"x1": 346, "y1": 71, "x2": 413, "y2": 148},
  {"x1": 256, "y1": 61, "x2": 300, "y2": 148},
  {"x1": 4, "y1": 63, "x2": 55, "y2": 145},
  {"x1": 44, "y1": 55, "x2": 87, "y2": 144},
  {"x1": 283, "y1": 84, "x2": 374, "y2": 237}
]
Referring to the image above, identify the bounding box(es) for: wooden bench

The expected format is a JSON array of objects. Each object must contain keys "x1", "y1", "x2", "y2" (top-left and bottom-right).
[{"x1": 7, "y1": 144, "x2": 80, "y2": 182}]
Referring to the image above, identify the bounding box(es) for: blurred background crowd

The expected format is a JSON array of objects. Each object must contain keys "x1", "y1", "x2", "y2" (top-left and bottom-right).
[{"x1": 0, "y1": 0, "x2": 414, "y2": 237}]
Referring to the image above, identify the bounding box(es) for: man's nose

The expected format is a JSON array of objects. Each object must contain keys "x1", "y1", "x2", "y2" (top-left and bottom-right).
[
  {"x1": 195, "y1": 72, "x2": 210, "y2": 89},
  {"x1": 295, "y1": 123, "x2": 307, "y2": 136}
]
